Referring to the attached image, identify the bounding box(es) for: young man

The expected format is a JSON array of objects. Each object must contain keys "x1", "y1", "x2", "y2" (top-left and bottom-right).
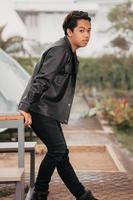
[{"x1": 18, "y1": 11, "x2": 98, "y2": 200}]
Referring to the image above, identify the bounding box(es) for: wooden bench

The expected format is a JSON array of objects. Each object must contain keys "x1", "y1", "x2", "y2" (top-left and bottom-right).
[
  {"x1": 0, "y1": 114, "x2": 25, "y2": 199},
  {"x1": 0, "y1": 142, "x2": 36, "y2": 187},
  {"x1": 0, "y1": 114, "x2": 24, "y2": 168},
  {"x1": 0, "y1": 168, "x2": 24, "y2": 200}
]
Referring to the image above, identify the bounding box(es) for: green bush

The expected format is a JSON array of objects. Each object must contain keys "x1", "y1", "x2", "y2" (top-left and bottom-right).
[
  {"x1": 78, "y1": 55, "x2": 133, "y2": 90},
  {"x1": 99, "y1": 97, "x2": 133, "y2": 130},
  {"x1": 13, "y1": 56, "x2": 39, "y2": 75}
]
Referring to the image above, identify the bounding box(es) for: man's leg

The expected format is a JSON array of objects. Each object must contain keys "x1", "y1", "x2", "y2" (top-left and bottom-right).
[
  {"x1": 31, "y1": 112, "x2": 97, "y2": 199},
  {"x1": 56, "y1": 123, "x2": 98, "y2": 200},
  {"x1": 56, "y1": 123, "x2": 86, "y2": 199},
  {"x1": 31, "y1": 112, "x2": 67, "y2": 193}
]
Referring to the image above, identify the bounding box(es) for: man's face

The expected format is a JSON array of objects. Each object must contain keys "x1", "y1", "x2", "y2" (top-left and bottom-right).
[{"x1": 67, "y1": 19, "x2": 91, "y2": 49}]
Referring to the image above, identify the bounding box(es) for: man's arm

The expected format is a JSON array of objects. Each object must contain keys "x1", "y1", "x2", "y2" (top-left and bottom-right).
[{"x1": 18, "y1": 46, "x2": 67, "y2": 112}]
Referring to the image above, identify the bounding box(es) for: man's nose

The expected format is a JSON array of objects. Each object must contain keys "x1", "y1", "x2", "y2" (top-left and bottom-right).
[
  {"x1": 84, "y1": 33, "x2": 89, "y2": 39},
  {"x1": 85, "y1": 31, "x2": 90, "y2": 38}
]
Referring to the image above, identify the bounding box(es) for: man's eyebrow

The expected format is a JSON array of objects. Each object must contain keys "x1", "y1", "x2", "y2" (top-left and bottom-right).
[{"x1": 79, "y1": 26, "x2": 91, "y2": 30}]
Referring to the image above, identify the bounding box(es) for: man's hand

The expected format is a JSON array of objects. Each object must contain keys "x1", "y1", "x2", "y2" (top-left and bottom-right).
[{"x1": 19, "y1": 110, "x2": 32, "y2": 127}]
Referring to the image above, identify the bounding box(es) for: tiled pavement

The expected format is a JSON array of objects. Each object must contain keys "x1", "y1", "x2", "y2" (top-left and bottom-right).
[
  {"x1": 1, "y1": 171, "x2": 133, "y2": 200},
  {"x1": 48, "y1": 171, "x2": 133, "y2": 200}
]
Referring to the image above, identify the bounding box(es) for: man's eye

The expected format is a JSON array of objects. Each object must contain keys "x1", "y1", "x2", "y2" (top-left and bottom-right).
[{"x1": 79, "y1": 30, "x2": 84, "y2": 33}]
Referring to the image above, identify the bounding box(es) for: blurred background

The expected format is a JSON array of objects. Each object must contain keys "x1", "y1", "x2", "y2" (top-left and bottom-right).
[{"x1": 0, "y1": 1, "x2": 133, "y2": 199}]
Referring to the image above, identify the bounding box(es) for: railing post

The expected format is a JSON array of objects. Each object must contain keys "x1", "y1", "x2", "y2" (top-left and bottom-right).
[{"x1": 18, "y1": 118, "x2": 25, "y2": 168}]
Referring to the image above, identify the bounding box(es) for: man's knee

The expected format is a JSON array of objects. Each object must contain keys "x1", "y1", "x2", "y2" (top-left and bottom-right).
[{"x1": 48, "y1": 146, "x2": 69, "y2": 163}]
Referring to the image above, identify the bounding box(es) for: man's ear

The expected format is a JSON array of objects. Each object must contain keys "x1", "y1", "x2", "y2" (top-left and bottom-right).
[{"x1": 67, "y1": 28, "x2": 73, "y2": 37}]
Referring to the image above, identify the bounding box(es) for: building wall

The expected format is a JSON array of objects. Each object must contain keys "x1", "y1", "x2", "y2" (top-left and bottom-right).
[{"x1": 13, "y1": 0, "x2": 133, "y2": 57}]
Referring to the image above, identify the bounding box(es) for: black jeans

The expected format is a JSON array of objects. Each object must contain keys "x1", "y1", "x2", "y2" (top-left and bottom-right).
[{"x1": 30, "y1": 111, "x2": 85, "y2": 198}]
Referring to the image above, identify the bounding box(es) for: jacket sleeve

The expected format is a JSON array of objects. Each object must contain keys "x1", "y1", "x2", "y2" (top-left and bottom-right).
[{"x1": 18, "y1": 46, "x2": 67, "y2": 112}]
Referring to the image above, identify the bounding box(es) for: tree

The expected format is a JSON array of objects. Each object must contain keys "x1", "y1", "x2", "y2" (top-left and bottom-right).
[
  {"x1": 0, "y1": 25, "x2": 24, "y2": 54},
  {"x1": 107, "y1": 1, "x2": 133, "y2": 54}
]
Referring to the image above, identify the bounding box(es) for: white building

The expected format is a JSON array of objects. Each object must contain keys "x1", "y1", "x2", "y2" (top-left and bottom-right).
[
  {"x1": 13, "y1": 0, "x2": 133, "y2": 57},
  {"x1": 0, "y1": 0, "x2": 27, "y2": 40}
]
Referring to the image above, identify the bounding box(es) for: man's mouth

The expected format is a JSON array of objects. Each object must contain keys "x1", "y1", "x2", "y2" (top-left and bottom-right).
[{"x1": 82, "y1": 40, "x2": 88, "y2": 43}]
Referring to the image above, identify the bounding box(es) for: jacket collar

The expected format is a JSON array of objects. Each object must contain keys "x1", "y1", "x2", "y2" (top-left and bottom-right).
[
  {"x1": 64, "y1": 36, "x2": 79, "y2": 74},
  {"x1": 64, "y1": 36, "x2": 74, "y2": 54}
]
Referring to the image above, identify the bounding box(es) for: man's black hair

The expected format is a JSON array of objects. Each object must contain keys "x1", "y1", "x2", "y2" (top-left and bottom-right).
[{"x1": 63, "y1": 10, "x2": 91, "y2": 35}]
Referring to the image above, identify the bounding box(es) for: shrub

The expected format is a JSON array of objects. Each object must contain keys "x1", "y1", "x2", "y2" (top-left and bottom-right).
[
  {"x1": 100, "y1": 97, "x2": 133, "y2": 130},
  {"x1": 78, "y1": 55, "x2": 133, "y2": 90}
]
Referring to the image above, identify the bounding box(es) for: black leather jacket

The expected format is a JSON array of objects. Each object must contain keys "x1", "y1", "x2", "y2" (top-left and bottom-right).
[{"x1": 18, "y1": 36, "x2": 79, "y2": 124}]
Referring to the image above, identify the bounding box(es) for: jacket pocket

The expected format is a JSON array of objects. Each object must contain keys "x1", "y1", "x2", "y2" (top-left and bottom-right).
[{"x1": 54, "y1": 73, "x2": 68, "y2": 85}]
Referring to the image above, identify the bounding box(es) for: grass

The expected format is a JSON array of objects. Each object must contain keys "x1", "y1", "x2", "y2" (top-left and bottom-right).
[{"x1": 113, "y1": 127, "x2": 133, "y2": 152}]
